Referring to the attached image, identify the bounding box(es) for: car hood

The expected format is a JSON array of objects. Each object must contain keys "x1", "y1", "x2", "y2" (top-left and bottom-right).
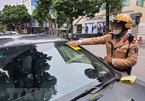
[
  {"x1": 55, "y1": 79, "x2": 145, "y2": 101},
  {"x1": 97, "y1": 79, "x2": 145, "y2": 101}
]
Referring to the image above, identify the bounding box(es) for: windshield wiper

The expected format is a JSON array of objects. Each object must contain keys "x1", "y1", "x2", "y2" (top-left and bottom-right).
[{"x1": 71, "y1": 77, "x2": 120, "y2": 101}]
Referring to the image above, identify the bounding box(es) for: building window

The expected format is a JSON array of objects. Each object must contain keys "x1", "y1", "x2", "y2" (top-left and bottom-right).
[
  {"x1": 100, "y1": 3, "x2": 106, "y2": 11},
  {"x1": 122, "y1": 0, "x2": 130, "y2": 6},
  {"x1": 136, "y1": 0, "x2": 144, "y2": 7},
  {"x1": 77, "y1": 24, "x2": 82, "y2": 33}
]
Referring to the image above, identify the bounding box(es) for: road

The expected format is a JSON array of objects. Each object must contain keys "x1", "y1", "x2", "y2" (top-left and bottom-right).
[{"x1": 82, "y1": 44, "x2": 145, "y2": 82}]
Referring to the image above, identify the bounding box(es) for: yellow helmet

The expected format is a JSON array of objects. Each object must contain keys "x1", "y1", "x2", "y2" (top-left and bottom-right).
[{"x1": 113, "y1": 14, "x2": 132, "y2": 29}]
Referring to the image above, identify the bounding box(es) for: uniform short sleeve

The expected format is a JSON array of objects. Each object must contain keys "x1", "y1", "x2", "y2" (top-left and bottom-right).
[
  {"x1": 113, "y1": 39, "x2": 139, "y2": 69},
  {"x1": 81, "y1": 34, "x2": 112, "y2": 45}
]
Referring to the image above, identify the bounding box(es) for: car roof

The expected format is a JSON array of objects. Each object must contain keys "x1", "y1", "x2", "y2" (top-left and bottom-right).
[{"x1": 0, "y1": 34, "x2": 67, "y2": 48}]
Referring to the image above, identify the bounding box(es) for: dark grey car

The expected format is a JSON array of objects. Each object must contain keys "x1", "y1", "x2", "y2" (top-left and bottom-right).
[{"x1": 0, "y1": 34, "x2": 145, "y2": 101}]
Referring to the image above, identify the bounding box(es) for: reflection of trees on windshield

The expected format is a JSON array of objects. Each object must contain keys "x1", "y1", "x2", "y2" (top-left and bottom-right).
[
  {"x1": 0, "y1": 45, "x2": 57, "y2": 101},
  {"x1": 56, "y1": 43, "x2": 115, "y2": 82},
  {"x1": 84, "y1": 68, "x2": 105, "y2": 82},
  {"x1": 84, "y1": 68, "x2": 114, "y2": 82},
  {"x1": 55, "y1": 44, "x2": 91, "y2": 64},
  {"x1": 85, "y1": 68, "x2": 99, "y2": 79}
]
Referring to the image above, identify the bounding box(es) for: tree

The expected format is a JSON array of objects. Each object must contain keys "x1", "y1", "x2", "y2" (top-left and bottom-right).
[
  {"x1": 32, "y1": 6, "x2": 46, "y2": 27},
  {"x1": 2, "y1": 5, "x2": 31, "y2": 32},
  {"x1": 32, "y1": 1, "x2": 67, "y2": 35},
  {"x1": 0, "y1": 11, "x2": 3, "y2": 24},
  {"x1": 52, "y1": 0, "x2": 102, "y2": 36},
  {"x1": 100, "y1": 0, "x2": 125, "y2": 32},
  {"x1": 33, "y1": 0, "x2": 55, "y2": 35}
]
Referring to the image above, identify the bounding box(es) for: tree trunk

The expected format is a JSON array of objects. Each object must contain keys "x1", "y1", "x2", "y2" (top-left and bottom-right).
[
  {"x1": 73, "y1": 16, "x2": 84, "y2": 27},
  {"x1": 66, "y1": 19, "x2": 69, "y2": 38},
  {"x1": 70, "y1": 20, "x2": 73, "y2": 39},
  {"x1": 46, "y1": 16, "x2": 54, "y2": 35},
  {"x1": 106, "y1": 0, "x2": 110, "y2": 33},
  {"x1": 15, "y1": 24, "x2": 19, "y2": 32},
  {"x1": 50, "y1": 20, "x2": 54, "y2": 35}
]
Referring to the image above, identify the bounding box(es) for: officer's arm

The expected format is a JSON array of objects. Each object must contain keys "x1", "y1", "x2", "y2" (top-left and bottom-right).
[
  {"x1": 113, "y1": 41, "x2": 139, "y2": 69},
  {"x1": 80, "y1": 34, "x2": 111, "y2": 45}
]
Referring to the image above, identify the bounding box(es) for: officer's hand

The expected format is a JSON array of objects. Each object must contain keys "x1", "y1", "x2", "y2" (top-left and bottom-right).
[
  {"x1": 67, "y1": 41, "x2": 79, "y2": 46},
  {"x1": 108, "y1": 32, "x2": 114, "y2": 35},
  {"x1": 104, "y1": 56, "x2": 112, "y2": 64}
]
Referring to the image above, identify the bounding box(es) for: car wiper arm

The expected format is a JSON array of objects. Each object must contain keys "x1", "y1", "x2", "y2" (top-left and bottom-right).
[
  {"x1": 95, "y1": 77, "x2": 120, "y2": 93},
  {"x1": 70, "y1": 82, "x2": 104, "y2": 101},
  {"x1": 71, "y1": 77, "x2": 120, "y2": 101}
]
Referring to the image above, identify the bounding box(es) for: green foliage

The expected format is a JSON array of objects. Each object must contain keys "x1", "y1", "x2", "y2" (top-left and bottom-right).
[
  {"x1": 52, "y1": 0, "x2": 102, "y2": 21},
  {"x1": 32, "y1": 0, "x2": 54, "y2": 27},
  {"x1": 56, "y1": 11, "x2": 67, "y2": 26},
  {"x1": 0, "y1": 24, "x2": 4, "y2": 32},
  {"x1": 52, "y1": 0, "x2": 102, "y2": 34},
  {"x1": 0, "y1": 11, "x2": 4, "y2": 24},
  {"x1": 99, "y1": 0, "x2": 125, "y2": 32},
  {"x1": 32, "y1": 0, "x2": 125, "y2": 34},
  {"x1": 99, "y1": 0, "x2": 125, "y2": 15},
  {"x1": 1, "y1": 5, "x2": 31, "y2": 30},
  {"x1": 32, "y1": 0, "x2": 67, "y2": 26},
  {"x1": 108, "y1": 0, "x2": 124, "y2": 15},
  {"x1": 32, "y1": 6, "x2": 45, "y2": 26}
]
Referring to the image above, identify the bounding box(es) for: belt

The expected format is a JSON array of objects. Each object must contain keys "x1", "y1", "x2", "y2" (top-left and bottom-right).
[{"x1": 115, "y1": 67, "x2": 132, "y2": 75}]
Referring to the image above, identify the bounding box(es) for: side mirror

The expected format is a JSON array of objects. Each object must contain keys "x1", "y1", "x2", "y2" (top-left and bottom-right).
[{"x1": 136, "y1": 16, "x2": 140, "y2": 25}]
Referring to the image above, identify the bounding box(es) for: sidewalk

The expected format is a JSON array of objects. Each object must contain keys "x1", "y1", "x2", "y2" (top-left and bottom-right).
[
  {"x1": 139, "y1": 40, "x2": 145, "y2": 47},
  {"x1": 83, "y1": 44, "x2": 145, "y2": 82}
]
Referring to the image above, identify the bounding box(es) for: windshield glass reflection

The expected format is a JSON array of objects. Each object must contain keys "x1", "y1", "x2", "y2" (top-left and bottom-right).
[
  {"x1": 55, "y1": 43, "x2": 114, "y2": 80},
  {"x1": 0, "y1": 45, "x2": 57, "y2": 101},
  {"x1": 0, "y1": 42, "x2": 114, "y2": 101}
]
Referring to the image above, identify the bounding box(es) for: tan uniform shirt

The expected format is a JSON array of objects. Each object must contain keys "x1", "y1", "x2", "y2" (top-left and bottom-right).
[{"x1": 81, "y1": 33, "x2": 139, "y2": 70}]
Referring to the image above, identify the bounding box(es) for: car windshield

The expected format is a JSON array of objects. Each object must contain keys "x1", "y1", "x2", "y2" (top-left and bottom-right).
[{"x1": 0, "y1": 42, "x2": 115, "y2": 101}]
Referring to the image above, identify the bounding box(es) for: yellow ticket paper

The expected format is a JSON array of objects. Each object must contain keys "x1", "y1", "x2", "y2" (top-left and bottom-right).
[
  {"x1": 121, "y1": 76, "x2": 136, "y2": 85},
  {"x1": 65, "y1": 43, "x2": 81, "y2": 50}
]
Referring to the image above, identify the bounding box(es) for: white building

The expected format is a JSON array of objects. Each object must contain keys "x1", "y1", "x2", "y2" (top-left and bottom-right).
[
  {"x1": 73, "y1": 0, "x2": 145, "y2": 40},
  {"x1": 23, "y1": 0, "x2": 50, "y2": 34},
  {"x1": 23, "y1": 0, "x2": 36, "y2": 15}
]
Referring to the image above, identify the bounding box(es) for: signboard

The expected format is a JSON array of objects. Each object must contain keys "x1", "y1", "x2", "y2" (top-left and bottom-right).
[
  {"x1": 49, "y1": 9, "x2": 53, "y2": 14},
  {"x1": 132, "y1": 17, "x2": 136, "y2": 20},
  {"x1": 31, "y1": 0, "x2": 39, "y2": 6}
]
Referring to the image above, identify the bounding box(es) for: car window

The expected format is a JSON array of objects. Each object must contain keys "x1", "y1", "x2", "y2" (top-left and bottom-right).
[
  {"x1": 55, "y1": 43, "x2": 114, "y2": 79},
  {"x1": 56, "y1": 44, "x2": 91, "y2": 64},
  {"x1": 0, "y1": 42, "x2": 115, "y2": 101}
]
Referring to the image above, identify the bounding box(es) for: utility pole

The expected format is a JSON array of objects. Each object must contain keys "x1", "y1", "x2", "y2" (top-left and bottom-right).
[
  {"x1": 130, "y1": 12, "x2": 142, "y2": 40},
  {"x1": 55, "y1": 10, "x2": 58, "y2": 36},
  {"x1": 106, "y1": 0, "x2": 110, "y2": 33}
]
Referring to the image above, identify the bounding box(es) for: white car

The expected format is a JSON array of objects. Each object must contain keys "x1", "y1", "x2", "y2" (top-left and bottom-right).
[
  {"x1": 0, "y1": 32, "x2": 4, "y2": 35},
  {"x1": 4, "y1": 31, "x2": 19, "y2": 35}
]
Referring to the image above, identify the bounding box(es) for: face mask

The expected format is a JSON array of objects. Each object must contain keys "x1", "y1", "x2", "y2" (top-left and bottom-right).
[{"x1": 113, "y1": 30, "x2": 122, "y2": 35}]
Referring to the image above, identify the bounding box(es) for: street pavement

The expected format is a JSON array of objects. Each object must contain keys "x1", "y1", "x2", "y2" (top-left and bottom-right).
[{"x1": 82, "y1": 43, "x2": 145, "y2": 82}]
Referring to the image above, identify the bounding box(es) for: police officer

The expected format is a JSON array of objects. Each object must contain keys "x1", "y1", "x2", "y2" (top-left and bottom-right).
[{"x1": 67, "y1": 14, "x2": 139, "y2": 75}]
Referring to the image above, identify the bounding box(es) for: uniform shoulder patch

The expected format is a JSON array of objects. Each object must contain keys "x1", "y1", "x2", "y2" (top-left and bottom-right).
[
  {"x1": 132, "y1": 40, "x2": 136, "y2": 44},
  {"x1": 134, "y1": 48, "x2": 139, "y2": 54},
  {"x1": 123, "y1": 37, "x2": 128, "y2": 43}
]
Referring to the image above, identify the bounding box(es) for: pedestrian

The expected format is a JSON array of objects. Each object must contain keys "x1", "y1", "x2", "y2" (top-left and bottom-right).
[
  {"x1": 49, "y1": 27, "x2": 51, "y2": 35},
  {"x1": 85, "y1": 26, "x2": 88, "y2": 34},
  {"x1": 97, "y1": 24, "x2": 103, "y2": 36},
  {"x1": 67, "y1": 14, "x2": 139, "y2": 75},
  {"x1": 92, "y1": 26, "x2": 94, "y2": 34},
  {"x1": 102, "y1": 23, "x2": 106, "y2": 34}
]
